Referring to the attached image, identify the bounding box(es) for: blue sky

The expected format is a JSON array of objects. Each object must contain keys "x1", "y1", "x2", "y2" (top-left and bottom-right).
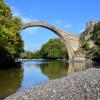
[{"x1": 5, "y1": 0, "x2": 100, "y2": 51}]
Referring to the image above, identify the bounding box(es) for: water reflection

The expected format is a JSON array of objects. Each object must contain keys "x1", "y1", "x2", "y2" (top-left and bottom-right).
[
  {"x1": 68, "y1": 62, "x2": 86, "y2": 74},
  {"x1": 36, "y1": 61, "x2": 68, "y2": 79},
  {"x1": 0, "y1": 66, "x2": 23, "y2": 99},
  {"x1": 36, "y1": 61, "x2": 94, "y2": 79},
  {"x1": 0, "y1": 60, "x2": 99, "y2": 99}
]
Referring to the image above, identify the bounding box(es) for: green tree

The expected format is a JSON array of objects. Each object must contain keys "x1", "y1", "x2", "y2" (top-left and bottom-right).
[
  {"x1": 0, "y1": 0, "x2": 23, "y2": 62},
  {"x1": 32, "y1": 51, "x2": 42, "y2": 59},
  {"x1": 20, "y1": 51, "x2": 42, "y2": 59},
  {"x1": 20, "y1": 38, "x2": 68, "y2": 60},
  {"x1": 40, "y1": 38, "x2": 68, "y2": 59},
  {"x1": 92, "y1": 22, "x2": 100, "y2": 59},
  {"x1": 25, "y1": 52, "x2": 34, "y2": 59}
]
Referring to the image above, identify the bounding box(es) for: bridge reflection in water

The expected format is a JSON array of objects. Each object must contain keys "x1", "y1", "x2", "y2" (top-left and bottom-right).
[{"x1": 0, "y1": 60, "x2": 97, "y2": 99}]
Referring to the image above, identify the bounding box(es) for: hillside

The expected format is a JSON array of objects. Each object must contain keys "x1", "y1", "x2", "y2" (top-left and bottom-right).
[{"x1": 79, "y1": 21, "x2": 100, "y2": 61}]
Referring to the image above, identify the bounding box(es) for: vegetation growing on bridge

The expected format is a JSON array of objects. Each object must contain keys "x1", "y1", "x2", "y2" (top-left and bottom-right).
[{"x1": 0, "y1": 0, "x2": 24, "y2": 63}]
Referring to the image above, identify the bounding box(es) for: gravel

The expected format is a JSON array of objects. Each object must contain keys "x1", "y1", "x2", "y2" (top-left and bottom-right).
[{"x1": 4, "y1": 68, "x2": 100, "y2": 100}]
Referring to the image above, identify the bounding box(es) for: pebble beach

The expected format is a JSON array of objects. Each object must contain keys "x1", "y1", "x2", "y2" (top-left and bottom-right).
[{"x1": 5, "y1": 68, "x2": 100, "y2": 100}]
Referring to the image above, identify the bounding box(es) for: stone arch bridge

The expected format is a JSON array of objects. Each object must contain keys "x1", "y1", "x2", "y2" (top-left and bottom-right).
[{"x1": 21, "y1": 21, "x2": 80, "y2": 61}]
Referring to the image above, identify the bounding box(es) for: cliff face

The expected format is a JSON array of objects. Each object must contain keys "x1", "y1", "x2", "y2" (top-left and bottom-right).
[{"x1": 79, "y1": 21, "x2": 100, "y2": 61}]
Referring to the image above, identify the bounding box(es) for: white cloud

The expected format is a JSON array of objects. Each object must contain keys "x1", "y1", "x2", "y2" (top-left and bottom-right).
[
  {"x1": 56, "y1": 20, "x2": 72, "y2": 29},
  {"x1": 11, "y1": 6, "x2": 37, "y2": 23},
  {"x1": 64, "y1": 24, "x2": 72, "y2": 29},
  {"x1": 24, "y1": 27, "x2": 40, "y2": 35},
  {"x1": 24, "y1": 42, "x2": 41, "y2": 52},
  {"x1": 11, "y1": 6, "x2": 21, "y2": 17},
  {"x1": 22, "y1": 17, "x2": 33, "y2": 23},
  {"x1": 11, "y1": 6, "x2": 40, "y2": 35},
  {"x1": 22, "y1": 17, "x2": 38, "y2": 23},
  {"x1": 11, "y1": 6, "x2": 41, "y2": 51}
]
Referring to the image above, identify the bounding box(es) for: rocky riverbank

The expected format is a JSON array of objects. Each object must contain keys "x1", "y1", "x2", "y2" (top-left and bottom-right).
[{"x1": 5, "y1": 68, "x2": 100, "y2": 100}]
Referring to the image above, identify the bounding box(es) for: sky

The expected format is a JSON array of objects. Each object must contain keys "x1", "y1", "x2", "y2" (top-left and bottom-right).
[{"x1": 5, "y1": 0, "x2": 100, "y2": 52}]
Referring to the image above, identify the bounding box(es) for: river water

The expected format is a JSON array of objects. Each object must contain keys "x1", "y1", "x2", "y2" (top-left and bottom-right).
[{"x1": 0, "y1": 60, "x2": 99, "y2": 99}]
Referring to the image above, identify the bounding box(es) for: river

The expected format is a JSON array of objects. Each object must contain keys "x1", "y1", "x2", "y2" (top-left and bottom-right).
[{"x1": 0, "y1": 60, "x2": 99, "y2": 99}]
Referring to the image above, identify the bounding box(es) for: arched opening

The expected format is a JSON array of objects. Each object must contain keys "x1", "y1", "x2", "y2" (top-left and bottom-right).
[{"x1": 21, "y1": 21, "x2": 75, "y2": 60}]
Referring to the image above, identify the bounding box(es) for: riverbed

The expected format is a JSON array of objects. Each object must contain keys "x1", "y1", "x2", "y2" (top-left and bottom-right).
[
  {"x1": 5, "y1": 68, "x2": 100, "y2": 100},
  {"x1": 0, "y1": 60, "x2": 99, "y2": 99}
]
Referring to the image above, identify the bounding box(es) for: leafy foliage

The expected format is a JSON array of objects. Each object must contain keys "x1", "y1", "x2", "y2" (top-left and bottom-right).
[
  {"x1": 91, "y1": 22, "x2": 100, "y2": 60},
  {"x1": 21, "y1": 38, "x2": 68, "y2": 60},
  {"x1": 0, "y1": 0, "x2": 23, "y2": 62},
  {"x1": 82, "y1": 40, "x2": 90, "y2": 50},
  {"x1": 32, "y1": 51, "x2": 42, "y2": 59},
  {"x1": 20, "y1": 51, "x2": 42, "y2": 59},
  {"x1": 40, "y1": 38, "x2": 68, "y2": 59},
  {"x1": 38, "y1": 61, "x2": 68, "y2": 79}
]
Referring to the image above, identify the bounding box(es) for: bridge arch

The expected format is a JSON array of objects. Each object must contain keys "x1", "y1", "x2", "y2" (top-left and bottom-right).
[{"x1": 21, "y1": 21, "x2": 77, "y2": 61}]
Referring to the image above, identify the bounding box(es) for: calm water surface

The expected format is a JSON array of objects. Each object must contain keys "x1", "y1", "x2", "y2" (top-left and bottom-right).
[{"x1": 0, "y1": 60, "x2": 99, "y2": 99}]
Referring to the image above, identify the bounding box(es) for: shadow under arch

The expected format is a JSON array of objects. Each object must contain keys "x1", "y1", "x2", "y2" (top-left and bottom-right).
[{"x1": 21, "y1": 21, "x2": 76, "y2": 60}]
